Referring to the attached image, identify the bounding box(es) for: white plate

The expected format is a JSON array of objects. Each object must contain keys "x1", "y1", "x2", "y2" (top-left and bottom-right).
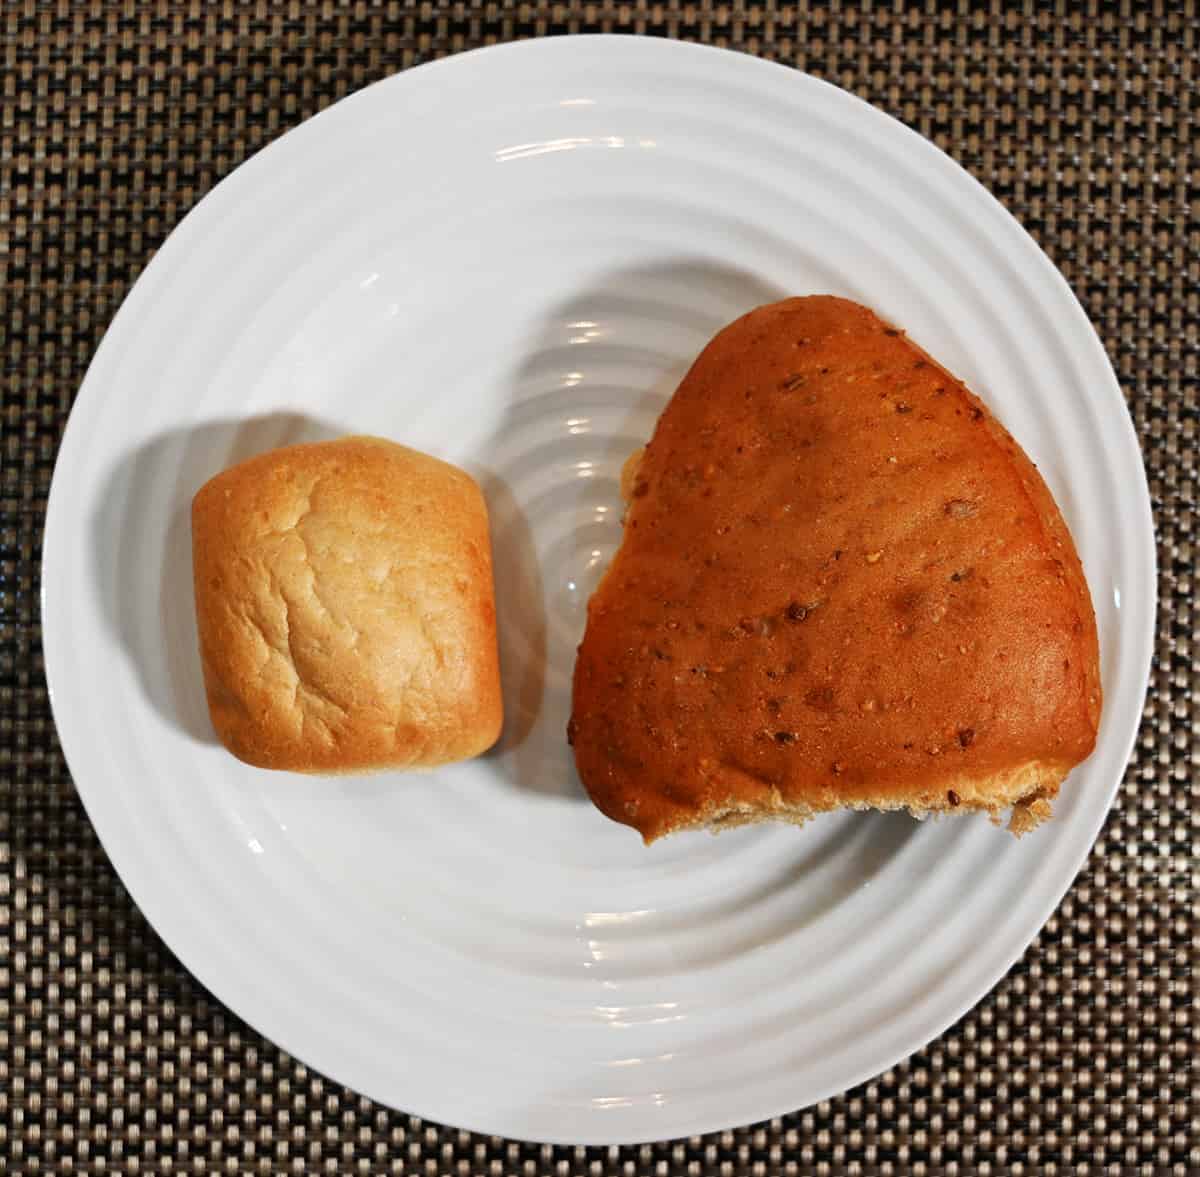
[{"x1": 42, "y1": 36, "x2": 1155, "y2": 1145}]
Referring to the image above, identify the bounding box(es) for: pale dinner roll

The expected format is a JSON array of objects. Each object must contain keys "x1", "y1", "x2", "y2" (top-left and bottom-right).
[{"x1": 191, "y1": 436, "x2": 503, "y2": 772}]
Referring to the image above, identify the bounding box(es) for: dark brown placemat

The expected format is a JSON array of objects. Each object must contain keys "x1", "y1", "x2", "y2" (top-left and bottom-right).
[{"x1": 2, "y1": 2, "x2": 1196, "y2": 1173}]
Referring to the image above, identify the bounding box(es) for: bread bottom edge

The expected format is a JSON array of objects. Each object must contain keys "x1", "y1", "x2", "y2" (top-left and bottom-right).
[{"x1": 643, "y1": 764, "x2": 1068, "y2": 844}]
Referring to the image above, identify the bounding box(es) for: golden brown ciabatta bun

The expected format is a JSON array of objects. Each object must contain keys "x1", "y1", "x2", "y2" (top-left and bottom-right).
[
  {"x1": 570, "y1": 296, "x2": 1102, "y2": 842},
  {"x1": 192, "y1": 436, "x2": 502, "y2": 772}
]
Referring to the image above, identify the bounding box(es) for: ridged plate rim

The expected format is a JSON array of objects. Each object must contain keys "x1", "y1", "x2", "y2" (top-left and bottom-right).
[{"x1": 41, "y1": 35, "x2": 1156, "y2": 1145}]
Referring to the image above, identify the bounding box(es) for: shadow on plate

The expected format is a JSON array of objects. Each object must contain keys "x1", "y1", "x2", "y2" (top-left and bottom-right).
[
  {"x1": 477, "y1": 258, "x2": 787, "y2": 800},
  {"x1": 612, "y1": 810, "x2": 921, "y2": 975},
  {"x1": 93, "y1": 412, "x2": 341, "y2": 745}
]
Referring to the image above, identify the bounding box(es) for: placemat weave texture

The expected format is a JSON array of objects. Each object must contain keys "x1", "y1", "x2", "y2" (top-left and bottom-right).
[{"x1": 2, "y1": 3, "x2": 1196, "y2": 1173}]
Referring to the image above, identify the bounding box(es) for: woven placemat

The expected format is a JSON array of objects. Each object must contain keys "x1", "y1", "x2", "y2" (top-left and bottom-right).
[{"x1": 2, "y1": 2, "x2": 1196, "y2": 1173}]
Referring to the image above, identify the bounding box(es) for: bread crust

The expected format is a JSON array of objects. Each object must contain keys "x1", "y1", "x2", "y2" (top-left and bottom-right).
[
  {"x1": 192, "y1": 436, "x2": 502, "y2": 771},
  {"x1": 570, "y1": 297, "x2": 1102, "y2": 841}
]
